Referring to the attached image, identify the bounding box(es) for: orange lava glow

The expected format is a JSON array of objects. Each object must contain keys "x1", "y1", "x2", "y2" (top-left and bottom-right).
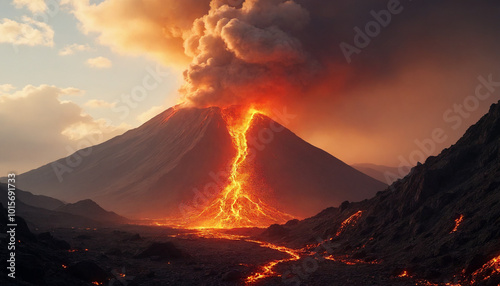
[
  {"x1": 162, "y1": 106, "x2": 179, "y2": 123},
  {"x1": 398, "y1": 270, "x2": 410, "y2": 277},
  {"x1": 324, "y1": 255, "x2": 380, "y2": 265},
  {"x1": 336, "y1": 210, "x2": 363, "y2": 236},
  {"x1": 186, "y1": 229, "x2": 303, "y2": 284},
  {"x1": 469, "y1": 254, "x2": 500, "y2": 284},
  {"x1": 187, "y1": 107, "x2": 294, "y2": 229},
  {"x1": 450, "y1": 214, "x2": 464, "y2": 233},
  {"x1": 245, "y1": 240, "x2": 303, "y2": 283}
]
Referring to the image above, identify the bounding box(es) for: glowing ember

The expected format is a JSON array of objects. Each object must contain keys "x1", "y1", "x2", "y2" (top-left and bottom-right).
[
  {"x1": 398, "y1": 270, "x2": 410, "y2": 277},
  {"x1": 450, "y1": 214, "x2": 464, "y2": 233},
  {"x1": 187, "y1": 107, "x2": 294, "y2": 229},
  {"x1": 61, "y1": 264, "x2": 67, "y2": 269},
  {"x1": 336, "y1": 210, "x2": 363, "y2": 236}
]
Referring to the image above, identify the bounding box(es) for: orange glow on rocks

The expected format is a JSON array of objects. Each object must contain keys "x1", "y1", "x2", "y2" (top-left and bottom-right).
[
  {"x1": 185, "y1": 107, "x2": 295, "y2": 229},
  {"x1": 245, "y1": 240, "x2": 302, "y2": 283},
  {"x1": 450, "y1": 214, "x2": 464, "y2": 233},
  {"x1": 336, "y1": 210, "x2": 363, "y2": 236},
  {"x1": 470, "y1": 254, "x2": 500, "y2": 284},
  {"x1": 186, "y1": 229, "x2": 303, "y2": 284},
  {"x1": 324, "y1": 255, "x2": 380, "y2": 265},
  {"x1": 398, "y1": 270, "x2": 410, "y2": 278}
]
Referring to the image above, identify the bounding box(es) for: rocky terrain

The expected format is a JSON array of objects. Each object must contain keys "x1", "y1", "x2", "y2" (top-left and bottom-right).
[{"x1": 259, "y1": 101, "x2": 500, "y2": 285}]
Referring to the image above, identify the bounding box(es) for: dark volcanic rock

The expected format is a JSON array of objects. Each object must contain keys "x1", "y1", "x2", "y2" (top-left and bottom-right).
[
  {"x1": 134, "y1": 242, "x2": 190, "y2": 260},
  {"x1": 16, "y1": 254, "x2": 45, "y2": 284},
  {"x1": 262, "y1": 100, "x2": 500, "y2": 284},
  {"x1": 67, "y1": 260, "x2": 109, "y2": 283},
  {"x1": 38, "y1": 232, "x2": 71, "y2": 250},
  {"x1": 221, "y1": 269, "x2": 243, "y2": 282},
  {"x1": 261, "y1": 223, "x2": 290, "y2": 238}
]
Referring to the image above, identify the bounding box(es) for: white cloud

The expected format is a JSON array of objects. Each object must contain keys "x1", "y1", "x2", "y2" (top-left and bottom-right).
[
  {"x1": 0, "y1": 16, "x2": 54, "y2": 47},
  {"x1": 84, "y1": 99, "x2": 116, "y2": 108},
  {"x1": 12, "y1": 0, "x2": 47, "y2": 13},
  {"x1": 137, "y1": 105, "x2": 165, "y2": 123},
  {"x1": 0, "y1": 85, "x2": 129, "y2": 174},
  {"x1": 0, "y1": 84, "x2": 16, "y2": 93},
  {"x1": 86, "y1": 56, "x2": 112, "y2": 68},
  {"x1": 59, "y1": 43, "x2": 91, "y2": 56}
]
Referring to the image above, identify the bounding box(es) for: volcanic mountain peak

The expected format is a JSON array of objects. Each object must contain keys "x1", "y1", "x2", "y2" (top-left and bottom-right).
[{"x1": 16, "y1": 105, "x2": 386, "y2": 228}]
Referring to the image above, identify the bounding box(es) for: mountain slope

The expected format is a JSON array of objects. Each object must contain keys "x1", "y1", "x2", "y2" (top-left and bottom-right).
[
  {"x1": 248, "y1": 115, "x2": 387, "y2": 217},
  {"x1": 351, "y1": 163, "x2": 408, "y2": 184},
  {"x1": 15, "y1": 106, "x2": 386, "y2": 220},
  {"x1": 0, "y1": 182, "x2": 64, "y2": 210},
  {"x1": 0, "y1": 184, "x2": 128, "y2": 227},
  {"x1": 54, "y1": 199, "x2": 128, "y2": 224},
  {"x1": 260, "y1": 100, "x2": 500, "y2": 283}
]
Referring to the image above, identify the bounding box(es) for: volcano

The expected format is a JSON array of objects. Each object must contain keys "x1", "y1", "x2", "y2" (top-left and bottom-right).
[{"x1": 15, "y1": 106, "x2": 386, "y2": 228}]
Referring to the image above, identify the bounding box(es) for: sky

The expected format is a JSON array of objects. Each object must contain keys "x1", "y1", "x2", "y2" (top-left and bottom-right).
[{"x1": 1, "y1": 0, "x2": 500, "y2": 175}]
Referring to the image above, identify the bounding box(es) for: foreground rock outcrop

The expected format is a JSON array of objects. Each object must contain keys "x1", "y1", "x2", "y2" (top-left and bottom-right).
[{"x1": 261, "y1": 100, "x2": 500, "y2": 284}]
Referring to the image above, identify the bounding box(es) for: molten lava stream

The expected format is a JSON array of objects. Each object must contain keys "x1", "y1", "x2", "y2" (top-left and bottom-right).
[
  {"x1": 187, "y1": 229, "x2": 303, "y2": 284},
  {"x1": 245, "y1": 240, "x2": 303, "y2": 284},
  {"x1": 189, "y1": 107, "x2": 294, "y2": 229}
]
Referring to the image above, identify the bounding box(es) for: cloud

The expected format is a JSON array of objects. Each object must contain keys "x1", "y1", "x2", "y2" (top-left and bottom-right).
[
  {"x1": 0, "y1": 85, "x2": 129, "y2": 174},
  {"x1": 137, "y1": 105, "x2": 165, "y2": 123},
  {"x1": 12, "y1": 0, "x2": 47, "y2": 13},
  {"x1": 62, "y1": 0, "x2": 211, "y2": 67},
  {"x1": 180, "y1": 0, "x2": 313, "y2": 107},
  {"x1": 59, "y1": 43, "x2": 91, "y2": 55},
  {"x1": 0, "y1": 84, "x2": 16, "y2": 93},
  {"x1": 86, "y1": 56, "x2": 112, "y2": 68},
  {"x1": 63, "y1": 0, "x2": 500, "y2": 167},
  {"x1": 0, "y1": 16, "x2": 54, "y2": 46},
  {"x1": 84, "y1": 99, "x2": 116, "y2": 108}
]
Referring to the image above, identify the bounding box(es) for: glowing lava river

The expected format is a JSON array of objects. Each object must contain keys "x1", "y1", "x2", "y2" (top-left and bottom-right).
[{"x1": 187, "y1": 107, "x2": 295, "y2": 229}]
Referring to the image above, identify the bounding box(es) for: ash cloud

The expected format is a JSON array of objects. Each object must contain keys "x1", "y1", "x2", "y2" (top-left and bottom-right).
[
  {"x1": 66, "y1": 0, "x2": 500, "y2": 166},
  {"x1": 180, "y1": 0, "x2": 314, "y2": 108}
]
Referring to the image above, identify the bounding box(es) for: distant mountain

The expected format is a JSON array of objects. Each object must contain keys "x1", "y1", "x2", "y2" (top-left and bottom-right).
[
  {"x1": 0, "y1": 184, "x2": 128, "y2": 227},
  {"x1": 0, "y1": 183, "x2": 64, "y2": 210},
  {"x1": 351, "y1": 163, "x2": 409, "y2": 184},
  {"x1": 54, "y1": 199, "x2": 128, "y2": 224},
  {"x1": 261, "y1": 100, "x2": 500, "y2": 283},
  {"x1": 14, "y1": 107, "x2": 386, "y2": 220}
]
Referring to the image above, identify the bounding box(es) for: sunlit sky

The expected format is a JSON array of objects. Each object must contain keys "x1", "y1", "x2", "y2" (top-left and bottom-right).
[
  {"x1": 0, "y1": 0, "x2": 183, "y2": 174},
  {"x1": 1, "y1": 0, "x2": 500, "y2": 175},
  {"x1": 1, "y1": 0, "x2": 183, "y2": 119}
]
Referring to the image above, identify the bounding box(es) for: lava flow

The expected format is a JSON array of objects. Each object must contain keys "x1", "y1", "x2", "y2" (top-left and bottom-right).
[
  {"x1": 177, "y1": 229, "x2": 304, "y2": 284},
  {"x1": 188, "y1": 107, "x2": 294, "y2": 229},
  {"x1": 245, "y1": 239, "x2": 303, "y2": 284},
  {"x1": 450, "y1": 214, "x2": 464, "y2": 233},
  {"x1": 336, "y1": 210, "x2": 363, "y2": 236}
]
